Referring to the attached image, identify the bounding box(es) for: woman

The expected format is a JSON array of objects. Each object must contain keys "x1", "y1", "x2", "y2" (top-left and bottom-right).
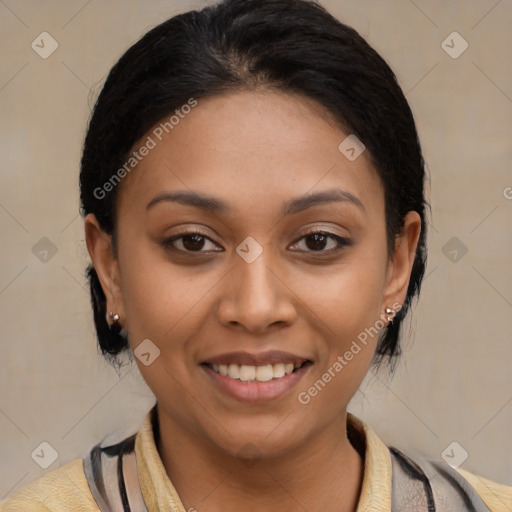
[{"x1": 1, "y1": 0, "x2": 510, "y2": 510}]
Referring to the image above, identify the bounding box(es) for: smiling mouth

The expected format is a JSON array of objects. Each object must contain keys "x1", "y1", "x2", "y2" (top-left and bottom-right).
[{"x1": 202, "y1": 361, "x2": 311, "y2": 382}]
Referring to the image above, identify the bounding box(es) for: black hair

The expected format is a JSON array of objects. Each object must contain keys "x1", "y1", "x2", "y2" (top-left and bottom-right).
[{"x1": 80, "y1": 0, "x2": 428, "y2": 368}]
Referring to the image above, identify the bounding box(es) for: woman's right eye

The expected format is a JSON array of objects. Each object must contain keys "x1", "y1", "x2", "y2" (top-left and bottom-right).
[{"x1": 162, "y1": 231, "x2": 223, "y2": 253}]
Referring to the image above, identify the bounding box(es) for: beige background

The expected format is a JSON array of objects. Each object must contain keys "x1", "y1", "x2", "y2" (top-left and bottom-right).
[{"x1": 1, "y1": 0, "x2": 511, "y2": 499}]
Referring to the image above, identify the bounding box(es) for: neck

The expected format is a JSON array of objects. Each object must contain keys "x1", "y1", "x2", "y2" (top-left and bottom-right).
[{"x1": 154, "y1": 406, "x2": 364, "y2": 512}]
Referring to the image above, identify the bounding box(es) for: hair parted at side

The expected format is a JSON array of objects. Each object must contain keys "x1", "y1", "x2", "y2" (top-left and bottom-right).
[{"x1": 80, "y1": 0, "x2": 428, "y2": 369}]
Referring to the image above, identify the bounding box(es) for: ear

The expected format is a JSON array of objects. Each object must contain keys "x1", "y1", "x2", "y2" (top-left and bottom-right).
[
  {"x1": 84, "y1": 213, "x2": 125, "y2": 322},
  {"x1": 382, "y1": 211, "x2": 422, "y2": 312}
]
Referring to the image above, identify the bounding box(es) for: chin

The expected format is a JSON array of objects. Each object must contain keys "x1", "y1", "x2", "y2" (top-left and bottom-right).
[{"x1": 204, "y1": 416, "x2": 309, "y2": 461}]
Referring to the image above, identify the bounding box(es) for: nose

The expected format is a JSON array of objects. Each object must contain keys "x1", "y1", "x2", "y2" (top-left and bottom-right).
[{"x1": 215, "y1": 250, "x2": 297, "y2": 334}]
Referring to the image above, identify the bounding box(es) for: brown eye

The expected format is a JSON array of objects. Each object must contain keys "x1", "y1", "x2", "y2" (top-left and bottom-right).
[
  {"x1": 163, "y1": 230, "x2": 222, "y2": 253},
  {"x1": 180, "y1": 234, "x2": 207, "y2": 251},
  {"x1": 305, "y1": 232, "x2": 330, "y2": 251},
  {"x1": 290, "y1": 231, "x2": 351, "y2": 253}
]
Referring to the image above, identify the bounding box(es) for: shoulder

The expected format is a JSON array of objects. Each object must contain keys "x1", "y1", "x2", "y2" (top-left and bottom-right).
[
  {"x1": 390, "y1": 446, "x2": 512, "y2": 512},
  {"x1": 0, "y1": 459, "x2": 100, "y2": 512}
]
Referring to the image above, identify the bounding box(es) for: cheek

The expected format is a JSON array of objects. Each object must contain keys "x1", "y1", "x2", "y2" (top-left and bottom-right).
[
  {"x1": 290, "y1": 245, "x2": 388, "y2": 398},
  {"x1": 299, "y1": 253, "x2": 387, "y2": 340},
  {"x1": 312, "y1": 282, "x2": 382, "y2": 383},
  {"x1": 293, "y1": 268, "x2": 385, "y2": 413},
  {"x1": 117, "y1": 237, "x2": 226, "y2": 365},
  {"x1": 117, "y1": 242, "x2": 213, "y2": 405}
]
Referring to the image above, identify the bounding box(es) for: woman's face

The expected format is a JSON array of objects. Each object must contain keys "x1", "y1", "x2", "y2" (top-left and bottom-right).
[{"x1": 86, "y1": 89, "x2": 420, "y2": 458}]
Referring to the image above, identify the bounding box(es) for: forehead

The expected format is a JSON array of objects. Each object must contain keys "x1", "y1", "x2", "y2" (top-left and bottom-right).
[{"x1": 116, "y1": 89, "x2": 384, "y2": 220}]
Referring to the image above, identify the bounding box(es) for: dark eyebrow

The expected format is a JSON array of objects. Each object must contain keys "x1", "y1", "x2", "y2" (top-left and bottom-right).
[
  {"x1": 283, "y1": 189, "x2": 365, "y2": 215},
  {"x1": 146, "y1": 188, "x2": 365, "y2": 215},
  {"x1": 146, "y1": 191, "x2": 228, "y2": 213}
]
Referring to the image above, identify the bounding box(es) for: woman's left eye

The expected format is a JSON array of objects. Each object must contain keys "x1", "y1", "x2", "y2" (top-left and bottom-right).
[{"x1": 290, "y1": 231, "x2": 350, "y2": 253}]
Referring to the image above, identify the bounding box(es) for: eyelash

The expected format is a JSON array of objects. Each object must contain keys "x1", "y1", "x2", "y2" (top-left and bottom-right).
[{"x1": 163, "y1": 228, "x2": 351, "y2": 255}]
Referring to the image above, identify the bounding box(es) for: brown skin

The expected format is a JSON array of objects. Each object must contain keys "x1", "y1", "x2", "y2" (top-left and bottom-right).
[{"x1": 85, "y1": 89, "x2": 421, "y2": 511}]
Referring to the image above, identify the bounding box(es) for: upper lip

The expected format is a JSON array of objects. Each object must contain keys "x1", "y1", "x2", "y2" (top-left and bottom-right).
[{"x1": 202, "y1": 350, "x2": 311, "y2": 366}]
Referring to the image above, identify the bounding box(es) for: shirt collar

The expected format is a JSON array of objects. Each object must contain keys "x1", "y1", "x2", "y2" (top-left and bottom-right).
[
  {"x1": 135, "y1": 407, "x2": 392, "y2": 512},
  {"x1": 347, "y1": 412, "x2": 392, "y2": 512}
]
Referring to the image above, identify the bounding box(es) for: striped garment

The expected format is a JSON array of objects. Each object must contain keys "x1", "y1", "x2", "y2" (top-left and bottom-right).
[
  {"x1": 3, "y1": 408, "x2": 508, "y2": 511},
  {"x1": 82, "y1": 427, "x2": 493, "y2": 512}
]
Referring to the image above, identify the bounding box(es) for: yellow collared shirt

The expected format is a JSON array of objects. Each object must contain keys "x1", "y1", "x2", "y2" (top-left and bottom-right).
[{"x1": 1, "y1": 410, "x2": 510, "y2": 511}]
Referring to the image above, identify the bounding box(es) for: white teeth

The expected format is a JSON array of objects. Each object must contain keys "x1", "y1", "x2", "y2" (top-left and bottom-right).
[
  {"x1": 239, "y1": 365, "x2": 256, "y2": 381},
  {"x1": 273, "y1": 363, "x2": 285, "y2": 378},
  {"x1": 255, "y1": 365, "x2": 274, "y2": 382},
  {"x1": 228, "y1": 364, "x2": 240, "y2": 379},
  {"x1": 209, "y1": 362, "x2": 305, "y2": 382}
]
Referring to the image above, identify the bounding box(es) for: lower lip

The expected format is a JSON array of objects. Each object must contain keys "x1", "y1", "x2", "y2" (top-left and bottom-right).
[{"x1": 201, "y1": 363, "x2": 312, "y2": 403}]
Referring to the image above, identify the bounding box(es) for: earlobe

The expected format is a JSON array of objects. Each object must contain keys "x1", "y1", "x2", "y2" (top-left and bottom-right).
[
  {"x1": 383, "y1": 211, "x2": 422, "y2": 308},
  {"x1": 84, "y1": 214, "x2": 124, "y2": 316}
]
